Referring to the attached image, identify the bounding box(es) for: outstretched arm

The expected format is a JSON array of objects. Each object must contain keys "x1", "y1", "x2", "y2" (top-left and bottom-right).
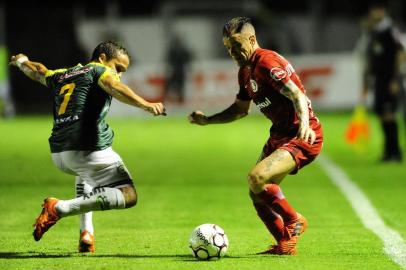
[
  {"x1": 9, "y1": 54, "x2": 48, "y2": 86},
  {"x1": 280, "y1": 80, "x2": 316, "y2": 144},
  {"x1": 98, "y1": 74, "x2": 166, "y2": 116},
  {"x1": 188, "y1": 99, "x2": 251, "y2": 125}
]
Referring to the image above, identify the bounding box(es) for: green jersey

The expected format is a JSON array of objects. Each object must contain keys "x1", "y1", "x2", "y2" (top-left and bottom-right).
[{"x1": 45, "y1": 62, "x2": 119, "y2": 153}]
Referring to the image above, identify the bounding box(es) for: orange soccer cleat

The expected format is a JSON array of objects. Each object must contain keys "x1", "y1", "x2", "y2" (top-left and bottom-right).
[
  {"x1": 278, "y1": 213, "x2": 307, "y2": 255},
  {"x1": 257, "y1": 244, "x2": 291, "y2": 255},
  {"x1": 78, "y1": 230, "x2": 95, "y2": 253},
  {"x1": 258, "y1": 213, "x2": 307, "y2": 255},
  {"x1": 257, "y1": 244, "x2": 297, "y2": 255},
  {"x1": 33, "y1": 197, "x2": 60, "y2": 241}
]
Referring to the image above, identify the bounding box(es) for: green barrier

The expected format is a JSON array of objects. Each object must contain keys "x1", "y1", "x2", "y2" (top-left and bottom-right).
[
  {"x1": 0, "y1": 46, "x2": 8, "y2": 116},
  {"x1": 0, "y1": 46, "x2": 7, "y2": 82}
]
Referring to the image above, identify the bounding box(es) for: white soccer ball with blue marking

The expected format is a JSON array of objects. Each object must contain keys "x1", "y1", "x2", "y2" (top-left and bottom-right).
[{"x1": 189, "y1": 223, "x2": 229, "y2": 260}]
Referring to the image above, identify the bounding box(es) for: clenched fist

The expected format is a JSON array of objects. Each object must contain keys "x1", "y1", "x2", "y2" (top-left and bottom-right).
[{"x1": 188, "y1": 111, "x2": 209, "y2": 125}]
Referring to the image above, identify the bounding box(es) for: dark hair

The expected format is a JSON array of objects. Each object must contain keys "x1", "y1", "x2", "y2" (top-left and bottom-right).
[
  {"x1": 91, "y1": 40, "x2": 130, "y2": 61},
  {"x1": 223, "y1": 17, "x2": 252, "y2": 38},
  {"x1": 368, "y1": 0, "x2": 388, "y2": 10}
]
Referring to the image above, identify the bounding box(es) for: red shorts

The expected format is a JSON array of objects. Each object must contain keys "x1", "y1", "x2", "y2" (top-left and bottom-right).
[{"x1": 262, "y1": 124, "x2": 323, "y2": 174}]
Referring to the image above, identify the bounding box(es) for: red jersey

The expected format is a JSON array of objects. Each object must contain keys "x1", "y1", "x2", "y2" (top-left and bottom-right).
[{"x1": 237, "y1": 48, "x2": 321, "y2": 137}]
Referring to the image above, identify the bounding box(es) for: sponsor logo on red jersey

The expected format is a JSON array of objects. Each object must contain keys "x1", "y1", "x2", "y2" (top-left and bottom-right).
[
  {"x1": 270, "y1": 67, "x2": 286, "y2": 81},
  {"x1": 250, "y1": 79, "x2": 258, "y2": 92},
  {"x1": 256, "y1": 97, "x2": 272, "y2": 109}
]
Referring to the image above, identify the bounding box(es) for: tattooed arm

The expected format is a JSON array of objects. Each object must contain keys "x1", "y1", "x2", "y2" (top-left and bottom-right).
[
  {"x1": 9, "y1": 54, "x2": 48, "y2": 86},
  {"x1": 280, "y1": 80, "x2": 316, "y2": 144},
  {"x1": 188, "y1": 99, "x2": 251, "y2": 125}
]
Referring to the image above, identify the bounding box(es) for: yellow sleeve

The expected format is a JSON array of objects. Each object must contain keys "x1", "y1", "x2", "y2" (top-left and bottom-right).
[
  {"x1": 44, "y1": 68, "x2": 67, "y2": 88},
  {"x1": 98, "y1": 68, "x2": 120, "y2": 85},
  {"x1": 45, "y1": 68, "x2": 67, "y2": 78}
]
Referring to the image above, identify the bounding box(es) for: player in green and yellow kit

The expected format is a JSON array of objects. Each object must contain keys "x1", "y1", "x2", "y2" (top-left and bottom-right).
[{"x1": 10, "y1": 41, "x2": 166, "y2": 252}]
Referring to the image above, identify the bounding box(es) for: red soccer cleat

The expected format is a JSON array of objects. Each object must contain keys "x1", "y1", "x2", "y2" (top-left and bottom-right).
[
  {"x1": 257, "y1": 244, "x2": 292, "y2": 255},
  {"x1": 258, "y1": 213, "x2": 307, "y2": 255},
  {"x1": 78, "y1": 230, "x2": 95, "y2": 253},
  {"x1": 33, "y1": 197, "x2": 60, "y2": 241}
]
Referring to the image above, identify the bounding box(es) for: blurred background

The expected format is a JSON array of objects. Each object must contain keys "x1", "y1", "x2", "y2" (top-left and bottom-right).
[{"x1": 1, "y1": 0, "x2": 406, "y2": 116}]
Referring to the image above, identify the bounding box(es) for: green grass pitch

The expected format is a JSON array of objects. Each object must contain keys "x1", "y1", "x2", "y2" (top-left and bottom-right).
[{"x1": 0, "y1": 112, "x2": 405, "y2": 270}]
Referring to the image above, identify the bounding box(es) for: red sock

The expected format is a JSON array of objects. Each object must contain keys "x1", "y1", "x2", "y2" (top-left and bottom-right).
[
  {"x1": 257, "y1": 184, "x2": 298, "y2": 223},
  {"x1": 253, "y1": 202, "x2": 284, "y2": 242}
]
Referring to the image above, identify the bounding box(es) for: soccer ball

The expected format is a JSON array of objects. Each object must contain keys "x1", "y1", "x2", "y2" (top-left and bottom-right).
[{"x1": 189, "y1": 223, "x2": 229, "y2": 260}]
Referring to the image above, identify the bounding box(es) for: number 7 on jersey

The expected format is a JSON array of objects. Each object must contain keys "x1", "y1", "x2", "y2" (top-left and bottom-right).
[{"x1": 58, "y1": 83, "x2": 76, "y2": 115}]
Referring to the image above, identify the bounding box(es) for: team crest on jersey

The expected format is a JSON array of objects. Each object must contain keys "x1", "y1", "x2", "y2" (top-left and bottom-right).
[
  {"x1": 270, "y1": 67, "x2": 286, "y2": 81},
  {"x1": 250, "y1": 79, "x2": 258, "y2": 92}
]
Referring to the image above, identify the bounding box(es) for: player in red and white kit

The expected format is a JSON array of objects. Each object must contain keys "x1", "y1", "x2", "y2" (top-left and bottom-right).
[{"x1": 189, "y1": 17, "x2": 323, "y2": 255}]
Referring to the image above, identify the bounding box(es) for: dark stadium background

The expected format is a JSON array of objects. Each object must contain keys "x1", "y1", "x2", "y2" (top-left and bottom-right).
[{"x1": 3, "y1": 0, "x2": 406, "y2": 114}]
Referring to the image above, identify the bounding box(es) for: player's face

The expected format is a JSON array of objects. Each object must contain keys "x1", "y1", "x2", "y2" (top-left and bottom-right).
[
  {"x1": 101, "y1": 52, "x2": 130, "y2": 77},
  {"x1": 223, "y1": 33, "x2": 254, "y2": 67},
  {"x1": 368, "y1": 7, "x2": 386, "y2": 26}
]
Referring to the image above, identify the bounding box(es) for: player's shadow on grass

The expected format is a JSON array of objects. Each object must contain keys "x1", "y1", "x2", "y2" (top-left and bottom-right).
[
  {"x1": 0, "y1": 252, "x2": 74, "y2": 259},
  {"x1": 93, "y1": 254, "x2": 192, "y2": 259},
  {"x1": 84, "y1": 254, "x2": 249, "y2": 260},
  {"x1": 94, "y1": 254, "x2": 249, "y2": 261},
  {"x1": 0, "y1": 252, "x2": 191, "y2": 260},
  {"x1": 0, "y1": 252, "x2": 247, "y2": 260}
]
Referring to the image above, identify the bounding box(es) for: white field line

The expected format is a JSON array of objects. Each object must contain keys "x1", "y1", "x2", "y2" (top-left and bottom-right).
[{"x1": 317, "y1": 155, "x2": 406, "y2": 269}]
